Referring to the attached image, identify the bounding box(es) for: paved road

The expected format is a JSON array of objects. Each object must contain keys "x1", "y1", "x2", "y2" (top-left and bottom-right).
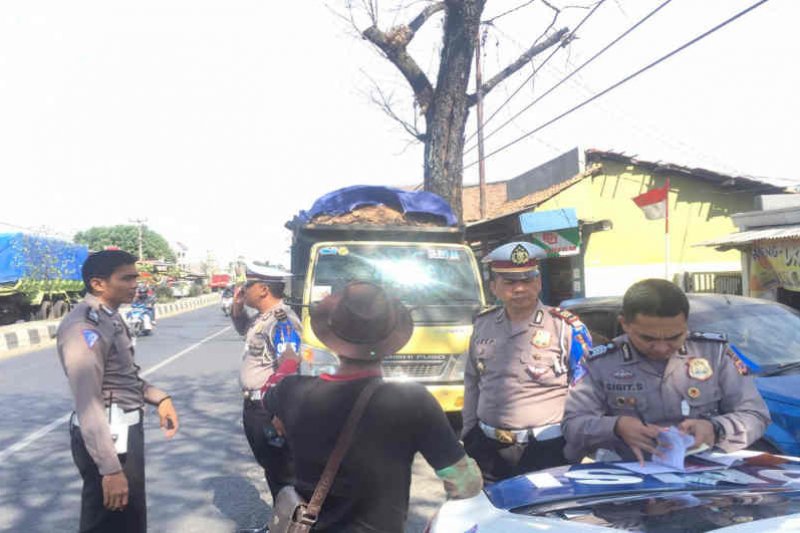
[{"x1": 0, "y1": 306, "x2": 445, "y2": 532}]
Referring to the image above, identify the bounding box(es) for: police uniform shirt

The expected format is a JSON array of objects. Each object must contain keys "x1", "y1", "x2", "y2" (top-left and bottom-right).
[
  {"x1": 234, "y1": 302, "x2": 302, "y2": 391},
  {"x1": 562, "y1": 333, "x2": 771, "y2": 462},
  {"x1": 57, "y1": 294, "x2": 168, "y2": 475},
  {"x1": 462, "y1": 301, "x2": 578, "y2": 434}
]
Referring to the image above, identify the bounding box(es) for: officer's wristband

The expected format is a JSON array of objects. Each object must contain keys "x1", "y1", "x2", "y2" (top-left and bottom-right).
[
  {"x1": 709, "y1": 418, "x2": 725, "y2": 444},
  {"x1": 157, "y1": 396, "x2": 172, "y2": 407}
]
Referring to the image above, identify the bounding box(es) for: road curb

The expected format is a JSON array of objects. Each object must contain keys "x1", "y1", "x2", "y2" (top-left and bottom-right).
[{"x1": 0, "y1": 293, "x2": 219, "y2": 359}]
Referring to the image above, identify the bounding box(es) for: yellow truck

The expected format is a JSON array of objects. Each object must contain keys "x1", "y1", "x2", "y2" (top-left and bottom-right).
[{"x1": 286, "y1": 188, "x2": 486, "y2": 413}]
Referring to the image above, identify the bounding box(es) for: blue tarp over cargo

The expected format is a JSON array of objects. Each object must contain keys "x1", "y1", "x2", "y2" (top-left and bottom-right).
[
  {"x1": 0, "y1": 233, "x2": 89, "y2": 284},
  {"x1": 291, "y1": 185, "x2": 458, "y2": 227}
]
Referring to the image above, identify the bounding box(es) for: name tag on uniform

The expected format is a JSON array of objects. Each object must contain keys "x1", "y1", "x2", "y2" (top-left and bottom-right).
[{"x1": 109, "y1": 404, "x2": 129, "y2": 455}]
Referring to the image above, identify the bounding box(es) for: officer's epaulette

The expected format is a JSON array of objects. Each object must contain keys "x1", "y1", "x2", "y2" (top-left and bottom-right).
[
  {"x1": 549, "y1": 307, "x2": 584, "y2": 328},
  {"x1": 474, "y1": 305, "x2": 501, "y2": 320},
  {"x1": 586, "y1": 341, "x2": 619, "y2": 360},
  {"x1": 689, "y1": 331, "x2": 727, "y2": 342},
  {"x1": 86, "y1": 307, "x2": 100, "y2": 325}
]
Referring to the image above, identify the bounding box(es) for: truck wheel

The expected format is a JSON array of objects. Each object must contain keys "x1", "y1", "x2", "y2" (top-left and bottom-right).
[
  {"x1": 37, "y1": 301, "x2": 53, "y2": 321},
  {"x1": 52, "y1": 300, "x2": 69, "y2": 319}
]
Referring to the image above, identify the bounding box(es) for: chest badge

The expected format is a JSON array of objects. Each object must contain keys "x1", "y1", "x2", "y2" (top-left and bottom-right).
[
  {"x1": 687, "y1": 358, "x2": 714, "y2": 381},
  {"x1": 687, "y1": 387, "x2": 701, "y2": 399},
  {"x1": 531, "y1": 330, "x2": 551, "y2": 348},
  {"x1": 476, "y1": 359, "x2": 486, "y2": 375}
]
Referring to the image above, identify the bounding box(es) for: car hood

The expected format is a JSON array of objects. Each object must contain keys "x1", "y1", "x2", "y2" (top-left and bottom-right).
[{"x1": 484, "y1": 460, "x2": 800, "y2": 512}]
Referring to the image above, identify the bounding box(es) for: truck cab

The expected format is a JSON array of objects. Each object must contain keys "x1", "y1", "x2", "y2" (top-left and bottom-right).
[{"x1": 291, "y1": 223, "x2": 485, "y2": 413}]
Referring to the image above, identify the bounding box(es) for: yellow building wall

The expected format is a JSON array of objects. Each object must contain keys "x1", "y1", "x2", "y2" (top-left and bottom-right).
[{"x1": 536, "y1": 159, "x2": 754, "y2": 296}]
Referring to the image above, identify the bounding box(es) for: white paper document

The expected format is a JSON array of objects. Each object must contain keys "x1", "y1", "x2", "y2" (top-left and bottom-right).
[
  {"x1": 617, "y1": 462, "x2": 684, "y2": 475},
  {"x1": 694, "y1": 451, "x2": 743, "y2": 467},
  {"x1": 653, "y1": 426, "x2": 696, "y2": 470}
]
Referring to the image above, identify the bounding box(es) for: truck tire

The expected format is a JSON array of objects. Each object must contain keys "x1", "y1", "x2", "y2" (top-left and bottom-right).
[
  {"x1": 52, "y1": 300, "x2": 69, "y2": 319},
  {"x1": 37, "y1": 300, "x2": 53, "y2": 321}
]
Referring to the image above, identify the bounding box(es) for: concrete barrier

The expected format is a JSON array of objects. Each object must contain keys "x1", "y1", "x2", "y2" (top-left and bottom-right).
[{"x1": 0, "y1": 293, "x2": 220, "y2": 358}]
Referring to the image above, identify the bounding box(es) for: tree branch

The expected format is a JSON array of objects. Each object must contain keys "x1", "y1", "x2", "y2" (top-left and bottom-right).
[
  {"x1": 362, "y1": 25, "x2": 435, "y2": 113},
  {"x1": 467, "y1": 27, "x2": 570, "y2": 106},
  {"x1": 408, "y1": 2, "x2": 446, "y2": 33},
  {"x1": 366, "y1": 78, "x2": 427, "y2": 142}
]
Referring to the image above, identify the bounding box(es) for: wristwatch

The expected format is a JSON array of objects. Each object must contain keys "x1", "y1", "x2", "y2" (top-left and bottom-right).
[{"x1": 709, "y1": 417, "x2": 725, "y2": 444}]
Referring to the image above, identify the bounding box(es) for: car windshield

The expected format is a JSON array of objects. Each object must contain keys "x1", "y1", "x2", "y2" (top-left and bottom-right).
[
  {"x1": 311, "y1": 244, "x2": 482, "y2": 324},
  {"x1": 690, "y1": 301, "x2": 800, "y2": 367}
]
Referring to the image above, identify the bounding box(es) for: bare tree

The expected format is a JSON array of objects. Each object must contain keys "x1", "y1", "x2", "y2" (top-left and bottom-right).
[{"x1": 340, "y1": 1, "x2": 576, "y2": 221}]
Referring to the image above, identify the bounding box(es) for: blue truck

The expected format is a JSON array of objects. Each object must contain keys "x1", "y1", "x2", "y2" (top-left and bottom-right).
[{"x1": 0, "y1": 233, "x2": 89, "y2": 324}]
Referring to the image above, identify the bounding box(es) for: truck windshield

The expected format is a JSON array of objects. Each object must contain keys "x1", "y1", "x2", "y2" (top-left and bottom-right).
[{"x1": 311, "y1": 244, "x2": 482, "y2": 324}]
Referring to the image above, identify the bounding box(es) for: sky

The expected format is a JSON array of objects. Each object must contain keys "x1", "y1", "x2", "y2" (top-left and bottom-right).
[{"x1": 1, "y1": 0, "x2": 798, "y2": 267}]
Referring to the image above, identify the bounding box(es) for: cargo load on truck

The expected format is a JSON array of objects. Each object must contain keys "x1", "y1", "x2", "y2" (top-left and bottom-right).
[
  {"x1": 0, "y1": 233, "x2": 89, "y2": 324},
  {"x1": 286, "y1": 185, "x2": 486, "y2": 413}
]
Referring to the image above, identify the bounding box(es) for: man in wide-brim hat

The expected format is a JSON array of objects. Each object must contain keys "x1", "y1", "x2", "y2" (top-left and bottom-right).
[{"x1": 264, "y1": 281, "x2": 482, "y2": 532}]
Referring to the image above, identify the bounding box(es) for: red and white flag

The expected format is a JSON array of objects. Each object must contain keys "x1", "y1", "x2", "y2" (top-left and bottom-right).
[{"x1": 632, "y1": 183, "x2": 669, "y2": 220}]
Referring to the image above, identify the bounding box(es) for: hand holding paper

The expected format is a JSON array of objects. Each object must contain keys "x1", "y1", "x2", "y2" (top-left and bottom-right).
[{"x1": 654, "y1": 427, "x2": 696, "y2": 470}]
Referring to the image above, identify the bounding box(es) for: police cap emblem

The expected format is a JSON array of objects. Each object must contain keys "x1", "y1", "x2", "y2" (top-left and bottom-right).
[{"x1": 510, "y1": 244, "x2": 529, "y2": 265}]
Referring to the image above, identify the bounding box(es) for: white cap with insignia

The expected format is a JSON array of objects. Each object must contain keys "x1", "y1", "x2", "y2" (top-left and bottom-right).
[
  {"x1": 244, "y1": 262, "x2": 290, "y2": 283},
  {"x1": 482, "y1": 241, "x2": 547, "y2": 280}
]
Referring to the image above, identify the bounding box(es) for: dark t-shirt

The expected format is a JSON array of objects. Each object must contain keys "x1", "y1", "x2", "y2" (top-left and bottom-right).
[{"x1": 267, "y1": 373, "x2": 465, "y2": 533}]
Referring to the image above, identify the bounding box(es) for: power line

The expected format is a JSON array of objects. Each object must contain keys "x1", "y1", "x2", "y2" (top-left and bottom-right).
[
  {"x1": 464, "y1": 0, "x2": 770, "y2": 170},
  {"x1": 464, "y1": 0, "x2": 674, "y2": 155},
  {"x1": 465, "y1": 0, "x2": 608, "y2": 146}
]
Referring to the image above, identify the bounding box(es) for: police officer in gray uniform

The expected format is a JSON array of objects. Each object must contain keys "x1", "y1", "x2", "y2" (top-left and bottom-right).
[
  {"x1": 462, "y1": 242, "x2": 592, "y2": 482},
  {"x1": 231, "y1": 263, "x2": 302, "y2": 513},
  {"x1": 58, "y1": 250, "x2": 179, "y2": 533},
  {"x1": 563, "y1": 278, "x2": 770, "y2": 464}
]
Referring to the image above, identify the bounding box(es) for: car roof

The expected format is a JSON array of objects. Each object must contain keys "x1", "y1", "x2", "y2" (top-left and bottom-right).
[{"x1": 562, "y1": 293, "x2": 785, "y2": 312}]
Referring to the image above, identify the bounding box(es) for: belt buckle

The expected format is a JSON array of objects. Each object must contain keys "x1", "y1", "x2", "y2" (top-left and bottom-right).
[{"x1": 494, "y1": 428, "x2": 515, "y2": 444}]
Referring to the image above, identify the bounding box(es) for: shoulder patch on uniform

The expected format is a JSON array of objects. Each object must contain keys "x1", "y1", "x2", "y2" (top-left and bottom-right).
[
  {"x1": 86, "y1": 308, "x2": 100, "y2": 325},
  {"x1": 549, "y1": 307, "x2": 585, "y2": 329},
  {"x1": 690, "y1": 331, "x2": 727, "y2": 342},
  {"x1": 82, "y1": 329, "x2": 100, "y2": 348},
  {"x1": 475, "y1": 305, "x2": 501, "y2": 320},
  {"x1": 587, "y1": 342, "x2": 618, "y2": 360},
  {"x1": 725, "y1": 346, "x2": 749, "y2": 375}
]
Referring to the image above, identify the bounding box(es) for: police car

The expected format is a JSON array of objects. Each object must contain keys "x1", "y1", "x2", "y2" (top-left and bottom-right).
[{"x1": 427, "y1": 452, "x2": 800, "y2": 532}]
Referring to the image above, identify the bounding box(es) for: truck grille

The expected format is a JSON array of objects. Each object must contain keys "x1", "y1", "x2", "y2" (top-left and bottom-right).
[{"x1": 382, "y1": 354, "x2": 448, "y2": 379}]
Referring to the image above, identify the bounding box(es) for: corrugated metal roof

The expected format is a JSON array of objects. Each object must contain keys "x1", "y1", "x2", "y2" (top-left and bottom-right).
[{"x1": 695, "y1": 224, "x2": 800, "y2": 247}]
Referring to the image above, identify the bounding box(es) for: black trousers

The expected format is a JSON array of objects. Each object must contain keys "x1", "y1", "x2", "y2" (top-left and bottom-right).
[
  {"x1": 242, "y1": 399, "x2": 294, "y2": 499},
  {"x1": 463, "y1": 425, "x2": 567, "y2": 483},
  {"x1": 70, "y1": 419, "x2": 146, "y2": 533}
]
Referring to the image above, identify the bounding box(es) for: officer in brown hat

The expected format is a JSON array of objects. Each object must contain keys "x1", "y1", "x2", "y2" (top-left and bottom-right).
[
  {"x1": 231, "y1": 261, "x2": 302, "y2": 531},
  {"x1": 462, "y1": 241, "x2": 592, "y2": 482},
  {"x1": 264, "y1": 281, "x2": 482, "y2": 532}
]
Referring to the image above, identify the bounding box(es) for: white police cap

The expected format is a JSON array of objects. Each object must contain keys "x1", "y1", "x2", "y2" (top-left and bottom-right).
[
  {"x1": 482, "y1": 241, "x2": 547, "y2": 280},
  {"x1": 244, "y1": 262, "x2": 290, "y2": 283}
]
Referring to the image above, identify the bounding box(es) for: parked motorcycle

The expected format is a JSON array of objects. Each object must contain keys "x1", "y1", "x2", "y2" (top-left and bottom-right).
[
  {"x1": 126, "y1": 302, "x2": 154, "y2": 337},
  {"x1": 221, "y1": 296, "x2": 233, "y2": 317}
]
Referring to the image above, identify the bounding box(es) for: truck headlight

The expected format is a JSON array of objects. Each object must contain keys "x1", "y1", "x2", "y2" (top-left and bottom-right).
[{"x1": 299, "y1": 344, "x2": 340, "y2": 376}]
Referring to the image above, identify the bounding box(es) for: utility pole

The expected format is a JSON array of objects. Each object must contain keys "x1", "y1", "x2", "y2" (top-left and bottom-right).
[
  {"x1": 130, "y1": 218, "x2": 147, "y2": 260},
  {"x1": 475, "y1": 27, "x2": 488, "y2": 220}
]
